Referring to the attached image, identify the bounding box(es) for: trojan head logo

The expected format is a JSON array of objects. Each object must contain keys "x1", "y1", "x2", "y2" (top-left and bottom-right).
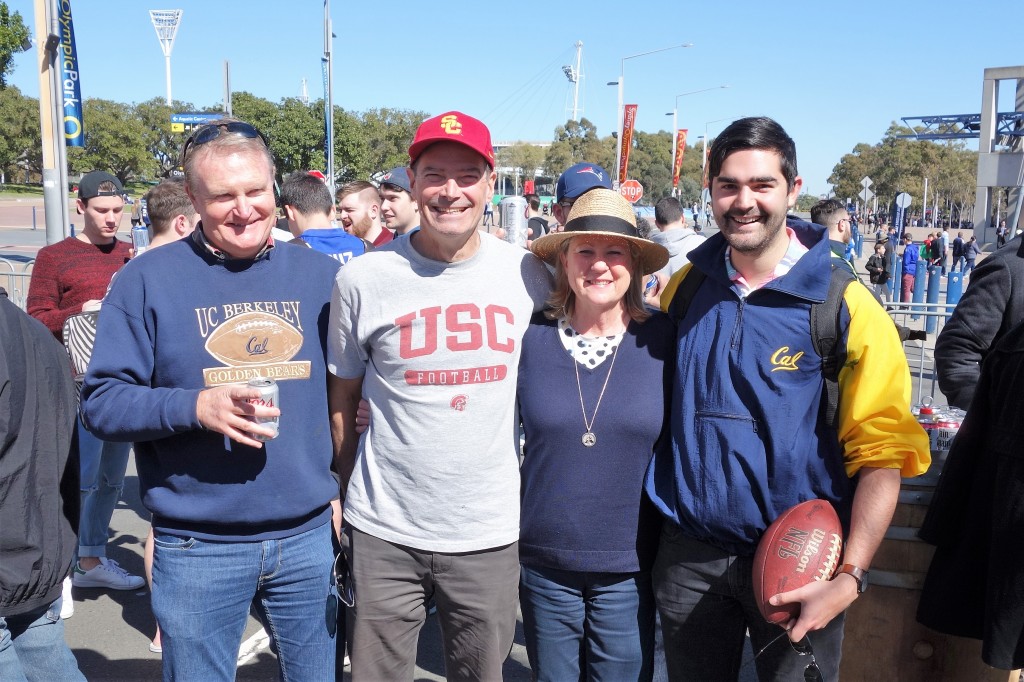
[
  {"x1": 440, "y1": 114, "x2": 463, "y2": 136},
  {"x1": 576, "y1": 166, "x2": 604, "y2": 182},
  {"x1": 770, "y1": 346, "x2": 804, "y2": 372},
  {"x1": 451, "y1": 394, "x2": 468, "y2": 411}
]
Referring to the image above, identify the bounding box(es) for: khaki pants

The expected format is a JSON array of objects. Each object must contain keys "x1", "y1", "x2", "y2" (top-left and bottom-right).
[{"x1": 343, "y1": 525, "x2": 518, "y2": 681}]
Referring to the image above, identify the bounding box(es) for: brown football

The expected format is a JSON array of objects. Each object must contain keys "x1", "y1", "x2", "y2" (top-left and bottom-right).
[
  {"x1": 752, "y1": 499, "x2": 843, "y2": 624},
  {"x1": 204, "y1": 312, "x2": 303, "y2": 365}
]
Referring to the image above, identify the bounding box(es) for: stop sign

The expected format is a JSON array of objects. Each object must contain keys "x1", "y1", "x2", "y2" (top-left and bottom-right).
[{"x1": 619, "y1": 179, "x2": 644, "y2": 204}]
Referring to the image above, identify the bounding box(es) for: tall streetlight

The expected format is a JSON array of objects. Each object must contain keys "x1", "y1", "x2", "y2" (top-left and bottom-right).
[
  {"x1": 608, "y1": 43, "x2": 692, "y2": 186},
  {"x1": 665, "y1": 85, "x2": 729, "y2": 196},
  {"x1": 700, "y1": 115, "x2": 743, "y2": 203},
  {"x1": 149, "y1": 10, "x2": 183, "y2": 106}
]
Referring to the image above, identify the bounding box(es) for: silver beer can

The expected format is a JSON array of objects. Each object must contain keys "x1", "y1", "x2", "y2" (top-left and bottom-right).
[
  {"x1": 246, "y1": 378, "x2": 279, "y2": 441},
  {"x1": 499, "y1": 196, "x2": 529, "y2": 248}
]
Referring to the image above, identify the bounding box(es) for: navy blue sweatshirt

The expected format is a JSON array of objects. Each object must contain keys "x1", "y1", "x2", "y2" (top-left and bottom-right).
[
  {"x1": 81, "y1": 235, "x2": 340, "y2": 541},
  {"x1": 517, "y1": 312, "x2": 674, "y2": 573}
]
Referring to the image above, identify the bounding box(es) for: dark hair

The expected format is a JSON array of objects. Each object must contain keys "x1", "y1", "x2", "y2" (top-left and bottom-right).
[
  {"x1": 144, "y1": 179, "x2": 195, "y2": 236},
  {"x1": 654, "y1": 197, "x2": 683, "y2": 225},
  {"x1": 525, "y1": 194, "x2": 540, "y2": 211},
  {"x1": 708, "y1": 116, "x2": 798, "y2": 190},
  {"x1": 280, "y1": 172, "x2": 333, "y2": 217},
  {"x1": 809, "y1": 198, "x2": 847, "y2": 229}
]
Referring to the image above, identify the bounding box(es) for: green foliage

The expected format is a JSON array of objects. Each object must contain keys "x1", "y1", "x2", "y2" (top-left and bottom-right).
[
  {"x1": 543, "y1": 118, "x2": 609, "y2": 176},
  {"x1": 829, "y1": 122, "x2": 977, "y2": 219},
  {"x1": 497, "y1": 142, "x2": 546, "y2": 190},
  {"x1": 0, "y1": 2, "x2": 30, "y2": 90},
  {"x1": 135, "y1": 98, "x2": 194, "y2": 177},
  {"x1": 0, "y1": 85, "x2": 38, "y2": 177},
  {"x1": 69, "y1": 99, "x2": 151, "y2": 184}
]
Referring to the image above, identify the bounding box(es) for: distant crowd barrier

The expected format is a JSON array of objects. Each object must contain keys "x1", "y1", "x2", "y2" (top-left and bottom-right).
[{"x1": 0, "y1": 257, "x2": 34, "y2": 310}]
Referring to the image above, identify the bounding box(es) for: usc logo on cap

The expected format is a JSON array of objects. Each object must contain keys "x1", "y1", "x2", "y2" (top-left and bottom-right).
[{"x1": 440, "y1": 115, "x2": 463, "y2": 135}]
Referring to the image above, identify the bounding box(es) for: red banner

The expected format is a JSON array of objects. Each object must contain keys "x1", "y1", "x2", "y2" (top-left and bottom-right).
[
  {"x1": 701, "y1": 144, "x2": 710, "y2": 189},
  {"x1": 672, "y1": 129, "x2": 688, "y2": 188},
  {"x1": 618, "y1": 104, "x2": 638, "y2": 185}
]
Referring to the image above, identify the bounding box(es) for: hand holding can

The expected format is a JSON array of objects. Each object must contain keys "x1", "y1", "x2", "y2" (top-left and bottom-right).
[{"x1": 245, "y1": 378, "x2": 279, "y2": 441}]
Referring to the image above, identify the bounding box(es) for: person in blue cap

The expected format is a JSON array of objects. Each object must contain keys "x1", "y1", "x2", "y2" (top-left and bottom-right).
[{"x1": 552, "y1": 162, "x2": 613, "y2": 229}]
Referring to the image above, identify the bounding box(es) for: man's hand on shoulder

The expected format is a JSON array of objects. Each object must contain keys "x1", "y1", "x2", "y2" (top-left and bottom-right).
[{"x1": 196, "y1": 384, "x2": 279, "y2": 448}]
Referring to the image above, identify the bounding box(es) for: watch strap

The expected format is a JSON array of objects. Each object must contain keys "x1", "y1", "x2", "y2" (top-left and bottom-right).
[{"x1": 836, "y1": 563, "x2": 868, "y2": 593}]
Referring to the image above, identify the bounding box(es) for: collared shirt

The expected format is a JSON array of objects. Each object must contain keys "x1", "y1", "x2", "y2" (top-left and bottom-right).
[
  {"x1": 724, "y1": 227, "x2": 809, "y2": 298},
  {"x1": 192, "y1": 224, "x2": 275, "y2": 261}
]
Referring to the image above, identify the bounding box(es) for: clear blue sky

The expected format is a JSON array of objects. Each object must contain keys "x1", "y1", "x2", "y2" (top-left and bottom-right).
[{"x1": 6, "y1": 0, "x2": 1021, "y2": 197}]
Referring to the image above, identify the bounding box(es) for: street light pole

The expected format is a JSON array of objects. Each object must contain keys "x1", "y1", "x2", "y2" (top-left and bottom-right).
[
  {"x1": 666, "y1": 85, "x2": 729, "y2": 196},
  {"x1": 611, "y1": 43, "x2": 692, "y2": 187}
]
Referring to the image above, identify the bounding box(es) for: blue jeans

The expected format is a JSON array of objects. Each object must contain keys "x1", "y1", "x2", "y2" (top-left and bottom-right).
[
  {"x1": 964, "y1": 259, "x2": 976, "y2": 275},
  {"x1": 0, "y1": 598, "x2": 85, "y2": 682},
  {"x1": 653, "y1": 524, "x2": 845, "y2": 681},
  {"x1": 520, "y1": 564, "x2": 655, "y2": 682},
  {"x1": 152, "y1": 521, "x2": 335, "y2": 682},
  {"x1": 78, "y1": 415, "x2": 132, "y2": 558}
]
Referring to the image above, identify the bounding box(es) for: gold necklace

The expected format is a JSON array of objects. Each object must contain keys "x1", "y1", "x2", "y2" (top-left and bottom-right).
[{"x1": 573, "y1": 337, "x2": 621, "y2": 447}]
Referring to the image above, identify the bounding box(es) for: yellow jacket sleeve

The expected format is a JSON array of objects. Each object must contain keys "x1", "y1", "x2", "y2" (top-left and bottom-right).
[{"x1": 836, "y1": 283, "x2": 931, "y2": 478}]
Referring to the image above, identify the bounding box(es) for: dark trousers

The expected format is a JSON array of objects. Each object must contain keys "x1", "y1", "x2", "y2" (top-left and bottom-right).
[{"x1": 652, "y1": 524, "x2": 845, "y2": 681}]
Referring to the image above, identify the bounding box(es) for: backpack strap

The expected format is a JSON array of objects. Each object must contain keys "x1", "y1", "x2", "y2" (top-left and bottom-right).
[
  {"x1": 811, "y1": 266, "x2": 855, "y2": 429},
  {"x1": 665, "y1": 265, "x2": 707, "y2": 325}
]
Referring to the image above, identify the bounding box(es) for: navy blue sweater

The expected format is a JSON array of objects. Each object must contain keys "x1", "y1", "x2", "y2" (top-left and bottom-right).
[
  {"x1": 81, "y1": 235, "x2": 340, "y2": 541},
  {"x1": 517, "y1": 312, "x2": 674, "y2": 573}
]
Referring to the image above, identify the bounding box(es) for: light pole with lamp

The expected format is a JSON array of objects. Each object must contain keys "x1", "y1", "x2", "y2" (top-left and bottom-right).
[
  {"x1": 666, "y1": 85, "x2": 729, "y2": 196},
  {"x1": 608, "y1": 43, "x2": 692, "y2": 187}
]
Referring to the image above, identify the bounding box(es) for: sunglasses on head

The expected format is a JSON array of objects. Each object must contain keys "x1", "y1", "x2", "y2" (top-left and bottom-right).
[{"x1": 179, "y1": 121, "x2": 269, "y2": 165}]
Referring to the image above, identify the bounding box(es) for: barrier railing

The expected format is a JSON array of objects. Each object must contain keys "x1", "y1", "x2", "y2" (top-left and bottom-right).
[
  {"x1": 0, "y1": 257, "x2": 34, "y2": 311},
  {"x1": 884, "y1": 301, "x2": 957, "y2": 407}
]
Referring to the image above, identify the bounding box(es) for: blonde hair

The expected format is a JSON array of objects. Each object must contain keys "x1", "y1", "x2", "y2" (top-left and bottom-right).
[{"x1": 543, "y1": 237, "x2": 651, "y2": 323}]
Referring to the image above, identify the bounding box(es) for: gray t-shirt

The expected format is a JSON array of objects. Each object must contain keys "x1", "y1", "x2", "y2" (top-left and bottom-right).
[{"x1": 328, "y1": 232, "x2": 551, "y2": 552}]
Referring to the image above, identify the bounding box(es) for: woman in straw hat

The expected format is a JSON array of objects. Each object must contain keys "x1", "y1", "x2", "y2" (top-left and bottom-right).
[{"x1": 517, "y1": 188, "x2": 673, "y2": 681}]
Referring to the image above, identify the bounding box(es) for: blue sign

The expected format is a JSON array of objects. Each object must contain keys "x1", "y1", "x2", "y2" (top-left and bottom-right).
[
  {"x1": 170, "y1": 112, "x2": 225, "y2": 125},
  {"x1": 58, "y1": 1, "x2": 84, "y2": 147}
]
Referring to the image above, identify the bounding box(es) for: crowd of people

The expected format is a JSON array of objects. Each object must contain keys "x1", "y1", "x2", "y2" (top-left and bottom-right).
[{"x1": 5, "y1": 108, "x2": 1024, "y2": 682}]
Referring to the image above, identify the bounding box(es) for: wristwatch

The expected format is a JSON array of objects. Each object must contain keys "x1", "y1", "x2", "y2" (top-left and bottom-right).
[{"x1": 835, "y1": 564, "x2": 868, "y2": 593}]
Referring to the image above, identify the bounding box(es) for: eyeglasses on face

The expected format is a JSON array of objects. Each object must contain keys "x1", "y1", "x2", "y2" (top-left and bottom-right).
[{"x1": 179, "y1": 121, "x2": 269, "y2": 165}]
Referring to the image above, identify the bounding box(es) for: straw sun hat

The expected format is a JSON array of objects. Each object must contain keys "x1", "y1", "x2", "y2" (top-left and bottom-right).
[{"x1": 530, "y1": 188, "x2": 669, "y2": 274}]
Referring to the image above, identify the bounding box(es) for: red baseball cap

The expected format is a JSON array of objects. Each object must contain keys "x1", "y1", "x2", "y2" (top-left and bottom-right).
[{"x1": 408, "y1": 111, "x2": 495, "y2": 167}]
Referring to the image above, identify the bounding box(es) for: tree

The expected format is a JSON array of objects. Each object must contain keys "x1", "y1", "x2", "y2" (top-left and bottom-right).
[
  {"x1": 68, "y1": 98, "x2": 151, "y2": 184},
  {"x1": 331, "y1": 107, "x2": 428, "y2": 184},
  {"x1": 543, "y1": 118, "x2": 609, "y2": 177},
  {"x1": 497, "y1": 142, "x2": 546, "y2": 192},
  {"x1": 271, "y1": 97, "x2": 325, "y2": 177},
  {"x1": 0, "y1": 85, "x2": 38, "y2": 179},
  {"x1": 828, "y1": 123, "x2": 978, "y2": 222},
  {"x1": 135, "y1": 97, "x2": 195, "y2": 176},
  {"x1": 0, "y1": 2, "x2": 30, "y2": 90}
]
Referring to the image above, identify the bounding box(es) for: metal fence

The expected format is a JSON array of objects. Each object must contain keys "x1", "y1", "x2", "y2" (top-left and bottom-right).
[
  {"x1": 0, "y1": 257, "x2": 34, "y2": 310},
  {"x1": 884, "y1": 301, "x2": 957, "y2": 407}
]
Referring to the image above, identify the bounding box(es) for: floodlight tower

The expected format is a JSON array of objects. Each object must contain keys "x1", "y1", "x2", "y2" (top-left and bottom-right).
[{"x1": 149, "y1": 10, "x2": 183, "y2": 105}]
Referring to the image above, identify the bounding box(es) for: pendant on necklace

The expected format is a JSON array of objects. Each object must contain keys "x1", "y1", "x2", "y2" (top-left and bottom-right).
[{"x1": 582, "y1": 431, "x2": 597, "y2": 447}]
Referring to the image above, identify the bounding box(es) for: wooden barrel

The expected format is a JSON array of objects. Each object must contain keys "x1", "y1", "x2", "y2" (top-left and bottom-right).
[{"x1": 839, "y1": 455, "x2": 1018, "y2": 680}]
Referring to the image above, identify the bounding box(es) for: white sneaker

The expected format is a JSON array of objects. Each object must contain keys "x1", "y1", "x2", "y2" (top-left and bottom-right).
[
  {"x1": 60, "y1": 576, "x2": 74, "y2": 619},
  {"x1": 71, "y1": 558, "x2": 146, "y2": 590}
]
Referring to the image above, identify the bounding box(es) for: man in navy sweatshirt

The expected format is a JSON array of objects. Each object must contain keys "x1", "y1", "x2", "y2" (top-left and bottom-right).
[{"x1": 81, "y1": 120, "x2": 341, "y2": 681}]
